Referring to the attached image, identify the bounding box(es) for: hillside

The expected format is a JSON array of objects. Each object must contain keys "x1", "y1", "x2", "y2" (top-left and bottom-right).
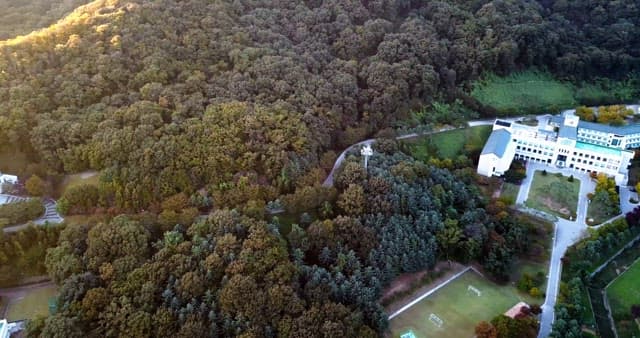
[
  {"x1": 0, "y1": 0, "x2": 91, "y2": 40},
  {"x1": 1, "y1": 0, "x2": 639, "y2": 211},
  {"x1": 0, "y1": 0, "x2": 638, "y2": 337}
]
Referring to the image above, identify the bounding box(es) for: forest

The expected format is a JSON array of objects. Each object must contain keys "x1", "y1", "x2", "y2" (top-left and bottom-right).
[
  {"x1": 0, "y1": 0, "x2": 639, "y2": 211},
  {"x1": 0, "y1": 0, "x2": 637, "y2": 336}
]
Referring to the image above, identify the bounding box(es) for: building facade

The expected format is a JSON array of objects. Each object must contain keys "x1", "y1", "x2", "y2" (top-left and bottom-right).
[{"x1": 478, "y1": 114, "x2": 635, "y2": 185}]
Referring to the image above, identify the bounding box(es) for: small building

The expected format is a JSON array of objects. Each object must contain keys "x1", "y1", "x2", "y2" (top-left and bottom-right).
[
  {"x1": 504, "y1": 302, "x2": 530, "y2": 318},
  {"x1": 477, "y1": 127, "x2": 517, "y2": 177},
  {"x1": 477, "y1": 113, "x2": 635, "y2": 185},
  {"x1": 0, "y1": 173, "x2": 18, "y2": 194}
]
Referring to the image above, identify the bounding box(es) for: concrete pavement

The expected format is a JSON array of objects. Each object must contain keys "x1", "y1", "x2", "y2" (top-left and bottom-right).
[{"x1": 515, "y1": 163, "x2": 592, "y2": 338}]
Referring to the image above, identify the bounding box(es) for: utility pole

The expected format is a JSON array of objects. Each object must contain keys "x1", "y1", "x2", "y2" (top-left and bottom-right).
[{"x1": 361, "y1": 144, "x2": 373, "y2": 171}]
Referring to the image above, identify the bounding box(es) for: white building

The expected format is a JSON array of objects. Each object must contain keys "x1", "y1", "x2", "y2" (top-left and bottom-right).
[
  {"x1": 0, "y1": 173, "x2": 18, "y2": 194},
  {"x1": 477, "y1": 114, "x2": 635, "y2": 185}
]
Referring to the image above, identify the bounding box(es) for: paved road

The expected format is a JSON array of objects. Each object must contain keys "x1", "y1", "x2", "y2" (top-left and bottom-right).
[
  {"x1": 1, "y1": 195, "x2": 64, "y2": 233},
  {"x1": 517, "y1": 163, "x2": 592, "y2": 338}
]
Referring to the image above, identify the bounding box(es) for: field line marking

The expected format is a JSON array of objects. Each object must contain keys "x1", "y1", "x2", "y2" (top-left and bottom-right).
[{"x1": 388, "y1": 266, "x2": 471, "y2": 320}]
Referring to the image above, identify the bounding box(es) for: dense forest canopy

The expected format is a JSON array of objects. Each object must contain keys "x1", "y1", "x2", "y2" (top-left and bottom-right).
[
  {"x1": 0, "y1": 0, "x2": 639, "y2": 210},
  {"x1": 0, "y1": 0, "x2": 91, "y2": 40}
]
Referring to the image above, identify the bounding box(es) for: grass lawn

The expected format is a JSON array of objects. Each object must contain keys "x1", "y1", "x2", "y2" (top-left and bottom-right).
[
  {"x1": 587, "y1": 196, "x2": 619, "y2": 225},
  {"x1": 471, "y1": 71, "x2": 576, "y2": 116},
  {"x1": 525, "y1": 171, "x2": 580, "y2": 220},
  {"x1": 6, "y1": 285, "x2": 57, "y2": 321},
  {"x1": 408, "y1": 125, "x2": 492, "y2": 161},
  {"x1": 607, "y1": 259, "x2": 640, "y2": 338},
  {"x1": 390, "y1": 270, "x2": 537, "y2": 338},
  {"x1": 500, "y1": 183, "x2": 520, "y2": 204}
]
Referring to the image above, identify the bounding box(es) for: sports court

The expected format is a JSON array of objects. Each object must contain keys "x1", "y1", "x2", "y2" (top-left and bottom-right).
[{"x1": 390, "y1": 270, "x2": 528, "y2": 338}]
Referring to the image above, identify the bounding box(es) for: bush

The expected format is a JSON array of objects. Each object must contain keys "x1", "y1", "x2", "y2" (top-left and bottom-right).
[
  {"x1": 0, "y1": 198, "x2": 44, "y2": 226},
  {"x1": 542, "y1": 170, "x2": 547, "y2": 176},
  {"x1": 568, "y1": 175, "x2": 574, "y2": 182},
  {"x1": 630, "y1": 198, "x2": 638, "y2": 204}
]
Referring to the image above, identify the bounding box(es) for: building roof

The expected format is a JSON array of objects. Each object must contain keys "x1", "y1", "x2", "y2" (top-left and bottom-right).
[
  {"x1": 504, "y1": 302, "x2": 529, "y2": 319},
  {"x1": 481, "y1": 129, "x2": 511, "y2": 157},
  {"x1": 577, "y1": 120, "x2": 640, "y2": 135},
  {"x1": 575, "y1": 141, "x2": 622, "y2": 157},
  {"x1": 558, "y1": 124, "x2": 577, "y2": 140}
]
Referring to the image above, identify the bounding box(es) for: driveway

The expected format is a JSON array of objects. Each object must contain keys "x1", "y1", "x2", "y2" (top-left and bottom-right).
[{"x1": 515, "y1": 163, "x2": 591, "y2": 338}]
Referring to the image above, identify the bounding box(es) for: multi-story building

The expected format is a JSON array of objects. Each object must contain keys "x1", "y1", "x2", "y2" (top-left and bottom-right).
[{"x1": 478, "y1": 114, "x2": 635, "y2": 185}]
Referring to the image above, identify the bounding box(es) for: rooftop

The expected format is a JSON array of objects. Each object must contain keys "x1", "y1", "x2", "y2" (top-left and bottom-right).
[
  {"x1": 577, "y1": 120, "x2": 640, "y2": 135},
  {"x1": 481, "y1": 129, "x2": 511, "y2": 157},
  {"x1": 575, "y1": 141, "x2": 622, "y2": 157}
]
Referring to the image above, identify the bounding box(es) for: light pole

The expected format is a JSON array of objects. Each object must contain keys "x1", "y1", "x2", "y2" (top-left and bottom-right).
[{"x1": 361, "y1": 144, "x2": 373, "y2": 171}]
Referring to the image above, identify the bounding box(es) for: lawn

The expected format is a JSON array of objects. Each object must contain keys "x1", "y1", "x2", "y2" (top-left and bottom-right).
[
  {"x1": 500, "y1": 183, "x2": 520, "y2": 204},
  {"x1": 6, "y1": 285, "x2": 57, "y2": 321},
  {"x1": 408, "y1": 125, "x2": 492, "y2": 161},
  {"x1": 607, "y1": 258, "x2": 640, "y2": 338},
  {"x1": 525, "y1": 171, "x2": 580, "y2": 220},
  {"x1": 587, "y1": 196, "x2": 619, "y2": 225},
  {"x1": 471, "y1": 71, "x2": 576, "y2": 116},
  {"x1": 389, "y1": 270, "x2": 537, "y2": 338}
]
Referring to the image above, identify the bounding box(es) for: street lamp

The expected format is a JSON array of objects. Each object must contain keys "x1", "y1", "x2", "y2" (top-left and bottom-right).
[{"x1": 361, "y1": 144, "x2": 373, "y2": 170}]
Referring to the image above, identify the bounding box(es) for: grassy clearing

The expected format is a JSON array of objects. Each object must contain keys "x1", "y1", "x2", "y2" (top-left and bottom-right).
[
  {"x1": 607, "y1": 259, "x2": 640, "y2": 338},
  {"x1": 500, "y1": 183, "x2": 520, "y2": 204},
  {"x1": 408, "y1": 125, "x2": 492, "y2": 161},
  {"x1": 56, "y1": 171, "x2": 99, "y2": 197},
  {"x1": 390, "y1": 270, "x2": 537, "y2": 338},
  {"x1": 6, "y1": 285, "x2": 57, "y2": 321},
  {"x1": 525, "y1": 171, "x2": 580, "y2": 219},
  {"x1": 471, "y1": 71, "x2": 576, "y2": 116}
]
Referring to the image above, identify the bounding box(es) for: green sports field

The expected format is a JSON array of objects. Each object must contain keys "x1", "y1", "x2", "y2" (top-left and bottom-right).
[
  {"x1": 607, "y1": 259, "x2": 640, "y2": 338},
  {"x1": 390, "y1": 270, "x2": 534, "y2": 338}
]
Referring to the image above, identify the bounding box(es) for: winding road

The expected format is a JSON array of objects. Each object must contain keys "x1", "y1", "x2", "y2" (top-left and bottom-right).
[
  {"x1": 0, "y1": 195, "x2": 64, "y2": 233},
  {"x1": 322, "y1": 116, "x2": 527, "y2": 187}
]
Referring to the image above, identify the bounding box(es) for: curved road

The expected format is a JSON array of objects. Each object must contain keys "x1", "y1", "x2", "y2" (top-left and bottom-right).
[
  {"x1": 322, "y1": 116, "x2": 527, "y2": 187},
  {"x1": 1, "y1": 195, "x2": 64, "y2": 233}
]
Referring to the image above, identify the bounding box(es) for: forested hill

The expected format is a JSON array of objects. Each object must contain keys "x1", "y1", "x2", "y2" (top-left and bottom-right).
[
  {"x1": 0, "y1": 0, "x2": 92, "y2": 40},
  {"x1": 1, "y1": 0, "x2": 639, "y2": 209}
]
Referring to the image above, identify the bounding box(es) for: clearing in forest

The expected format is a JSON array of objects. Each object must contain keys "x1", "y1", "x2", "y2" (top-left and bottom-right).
[
  {"x1": 471, "y1": 71, "x2": 576, "y2": 116},
  {"x1": 389, "y1": 270, "x2": 534, "y2": 338},
  {"x1": 607, "y1": 258, "x2": 640, "y2": 338}
]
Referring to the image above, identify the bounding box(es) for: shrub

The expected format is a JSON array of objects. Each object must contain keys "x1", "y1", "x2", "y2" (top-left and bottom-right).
[
  {"x1": 0, "y1": 198, "x2": 44, "y2": 226},
  {"x1": 568, "y1": 175, "x2": 574, "y2": 182},
  {"x1": 542, "y1": 170, "x2": 547, "y2": 176}
]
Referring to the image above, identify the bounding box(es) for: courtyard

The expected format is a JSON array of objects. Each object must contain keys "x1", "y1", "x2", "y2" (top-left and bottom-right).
[{"x1": 524, "y1": 171, "x2": 580, "y2": 220}]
